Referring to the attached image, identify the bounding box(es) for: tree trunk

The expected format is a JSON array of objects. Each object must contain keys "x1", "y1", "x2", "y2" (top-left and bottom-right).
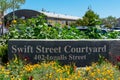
[{"x1": 1, "y1": 11, "x2": 4, "y2": 35}]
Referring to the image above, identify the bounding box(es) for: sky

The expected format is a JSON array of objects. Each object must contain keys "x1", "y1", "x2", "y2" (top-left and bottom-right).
[{"x1": 19, "y1": 0, "x2": 120, "y2": 18}]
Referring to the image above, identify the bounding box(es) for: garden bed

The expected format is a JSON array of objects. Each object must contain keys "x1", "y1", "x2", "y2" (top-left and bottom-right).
[{"x1": 0, "y1": 57, "x2": 120, "y2": 80}]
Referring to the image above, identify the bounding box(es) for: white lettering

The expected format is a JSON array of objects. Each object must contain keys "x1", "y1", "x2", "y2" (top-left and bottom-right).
[{"x1": 12, "y1": 45, "x2": 17, "y2": 53}]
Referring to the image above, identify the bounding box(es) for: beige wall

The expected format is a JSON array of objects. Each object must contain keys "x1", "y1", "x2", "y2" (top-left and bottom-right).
[{"x1": 47, "y1": 18, "x2": 76, "y2": 27}]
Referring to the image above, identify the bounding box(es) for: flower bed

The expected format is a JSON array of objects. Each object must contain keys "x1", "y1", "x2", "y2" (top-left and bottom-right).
[{"x1": 0, "y1": 57, "x2": 120, "y2": 80}]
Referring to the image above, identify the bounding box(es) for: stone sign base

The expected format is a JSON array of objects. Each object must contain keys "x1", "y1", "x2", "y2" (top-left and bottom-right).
[{"x1": 8, "y1": 39, "x2": 120, "y2": 67}]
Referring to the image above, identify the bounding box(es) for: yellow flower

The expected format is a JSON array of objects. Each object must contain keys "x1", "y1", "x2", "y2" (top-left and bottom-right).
[
  {"x1": 49, "y1": 73, "x2": 52, "y2": 78},
  {"x1": 106, "y1": 70, "x2": 112, "y2": 74},
  {"x1": 5, "y1": 70, "x2": 10, "y2": 75},
  {"x1": 60, "y1": 77, "x2": 63, "y2": 80},
  {"x1": 55, "y1": 78, "x2": 59, "y2": 80},
  {"x1": 1, "y1": 67, "x2": 5, "y2": 71},
  {"x1": 102, "y1": 72, "x2": 106, "y2": 75},
  {"x1": 11, "y1": 77, "x2": 15, "y2": 80},
  {"x1": 96, "y1": 78, "x2": 100, "y2": 80},
  {"x1": 77, "y1": 70, "x2": 81, "y2": 76},
  {"x1": 103, "y1": 78, "x2": 107, "y2": 80},
  {"x1": 75, "y1": 76, "x2": 78, "y2": 79},
  {"x1": 86, "y1": 66, "x2": 91, "y2": 71},
  {"x1": 90, "y1": 72, "x2": 95, "y2": 77},
  {"x1": 67, "y1": 71, "x2": 70, "y2": 75},
  {"x1": 0, "y1": 22, "x2": 2, "y2": 25},
  {"x1": 97, "y1": 69, "x2": 100, "y2": 73},
  {"x1": 109, "y1": 73, "x2": 113, "y2": 77},
  {"x1": 12, "y1": 20, "x2": 17, "y2": 24},
  {"x1": 18, "y1": 78, "x2": 22, "y2": 80},
  {"x1": 24, "y1": 64, "x2": 34, "y2": 72}
]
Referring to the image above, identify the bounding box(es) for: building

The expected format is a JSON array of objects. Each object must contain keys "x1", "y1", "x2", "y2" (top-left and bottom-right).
[
  {"x1": 4, "y1": 9, "x2": 80, "y2": 27},
  {"x1": 41, "y1": 11, "x2": 80, "y2": 26}
]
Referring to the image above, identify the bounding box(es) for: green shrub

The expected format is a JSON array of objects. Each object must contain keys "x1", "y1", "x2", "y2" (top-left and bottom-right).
[
  {"x1": 0, "y1": 44, "x2": 8, "y2": 63},
  {"x1": 1, "y1": 14, "x2": 120, "y2": 40},
  {"x1": 0, "y1": 44, "x2": 7, "y2": 57}
]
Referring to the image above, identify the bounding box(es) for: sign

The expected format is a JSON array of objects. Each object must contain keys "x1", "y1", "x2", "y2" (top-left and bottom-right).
[{"x1": 8, "y1": 39, "x2": 109, "y2": 67}]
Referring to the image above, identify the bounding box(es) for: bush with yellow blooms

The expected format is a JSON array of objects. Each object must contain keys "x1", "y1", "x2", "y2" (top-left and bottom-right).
[{"x1": 0, "y1": 56, "x2": 120, "y2": 80}]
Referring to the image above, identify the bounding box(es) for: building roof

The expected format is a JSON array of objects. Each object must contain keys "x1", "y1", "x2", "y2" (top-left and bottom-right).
[
  {"x1": 4, "y1": 9, "x2": 41, "y2": 19},
  {"x1": 40, "y1": 11, "x2": 80, "y2": 20},
  {"x1": 4, "y1": 9, "x2": 80, "y2": 21}
]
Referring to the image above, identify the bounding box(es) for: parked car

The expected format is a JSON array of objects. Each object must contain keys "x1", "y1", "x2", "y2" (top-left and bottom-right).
[
  {"x1": 76, "y1": 26, "x2": 88, "y2": 31},
  {"x1": 111, "y1": 27, "x2": 120, "y2": 32},
  {"x1": 76, "y1": 26, "x2": 108, "y2": 34}
]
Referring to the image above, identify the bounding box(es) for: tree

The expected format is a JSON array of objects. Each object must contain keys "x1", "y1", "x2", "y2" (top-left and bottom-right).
[
  {"x1": 9, "y1": 0, "x2": 25, "y2": 19},
  {"x1": 76, "y1": 9, "x2": 101, "y2": 26},
  {"x1": 0, "y1": 0, "x2": 10, "y2": 34},
  {"x1": 101, "y1": 16, "x2": 117, "y2": 28},
  {"x1": 0, "y1": 0, "x2": 25, "y2": 34},
  {"x1": 83, "y1": 9, "x2": 101, "y2": 26},
  {"x1": 0, "y1": 0, "x2": 10, "y2": 18}
]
